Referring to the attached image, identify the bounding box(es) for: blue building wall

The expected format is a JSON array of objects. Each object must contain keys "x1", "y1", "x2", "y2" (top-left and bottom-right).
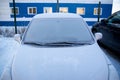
[
  {"x1": 9, "y1": 3, "x2": 112, "y2": 18},
  {"x1": 0, "y1": 3, "x2": 112, "y2": 26}
]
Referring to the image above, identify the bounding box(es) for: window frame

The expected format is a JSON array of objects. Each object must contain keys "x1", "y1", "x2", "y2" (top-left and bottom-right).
[
  {"x1": 11, "y1": 7, "x2": 19, "y2": 15},
  {"x1": 59, "y1": 7, "x2": 68, "y2": 13},
  {"x1": 93, "y1": 8, "x2": 102, "y2": 15},
  {"x1": 43, "y1": 7, "x2": 52, "y2": 13},
  {"x1": 28, "y1": 7, "x2": 37, "y2": 15},
  {"x1": 76, "y1": 7, "x2": 85, "y2": 15},
  {"x1": 107, "y1": 13, "x2": 120, "y2": 24}
]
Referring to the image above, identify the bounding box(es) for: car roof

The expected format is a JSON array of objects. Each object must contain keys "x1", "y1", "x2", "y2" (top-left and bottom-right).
[{"x1": 33, "y1": 13, "x2": 82, "y2": 19}]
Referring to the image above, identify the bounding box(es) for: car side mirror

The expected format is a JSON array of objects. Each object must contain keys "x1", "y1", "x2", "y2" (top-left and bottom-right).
[
  {"x1": 14, "y1": 34, "x2": 21, "y2": 43},
  {"x1": 95, "y1": 32, "x2": 103, "y2": 41}
]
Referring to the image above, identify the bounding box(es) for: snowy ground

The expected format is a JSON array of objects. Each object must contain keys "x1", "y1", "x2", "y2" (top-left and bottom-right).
[
  {"x1": 0, "y1": 37, "x2": 120, "y2": 78},
  {"x1": 0, "y1": 37, "x2": 19, "y2": 77}
]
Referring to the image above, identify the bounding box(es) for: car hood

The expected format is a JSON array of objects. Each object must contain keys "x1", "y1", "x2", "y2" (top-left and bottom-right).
[{"x1": 12, "y1": 43, "x2": 108, "y2": 80}]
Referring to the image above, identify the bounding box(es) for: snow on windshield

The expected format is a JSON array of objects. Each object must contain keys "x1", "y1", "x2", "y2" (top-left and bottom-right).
[{"x1": 24, "y1": 18, "x2": 94, "y2": 44}]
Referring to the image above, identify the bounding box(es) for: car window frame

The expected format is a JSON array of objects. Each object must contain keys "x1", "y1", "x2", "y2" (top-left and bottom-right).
[
  {"x1": 22, "y1": 18, "x2": 95, "y2": 45},
  {"x1": 107, "y1": 11, "x2": 120, "y2": 24}
]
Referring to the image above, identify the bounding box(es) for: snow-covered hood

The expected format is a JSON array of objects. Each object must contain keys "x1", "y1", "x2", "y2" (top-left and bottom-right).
[{"x1": 12, "y1": 43, "x2": 108, "y2": 80}]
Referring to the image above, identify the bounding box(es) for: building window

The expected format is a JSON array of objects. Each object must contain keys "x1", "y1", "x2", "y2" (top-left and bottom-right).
[
  {"x1": 76, "y1": 7, "x2": 85, "y2": 15},
  {"x1": 28, "y1": 7, "x2": 37, "y2": 15},
  {"x1": 59, "y1": 7, "x2": 68, "y2": 13},
  {"x1": 11, "y1": 7, "x2": 19, "y2": 15},
  {"x1": 43, "y1": 7, "x2": 52, "y2": 13},
  {"x1": 94, "y1": 8, "x2": 102, "y2": 15}
]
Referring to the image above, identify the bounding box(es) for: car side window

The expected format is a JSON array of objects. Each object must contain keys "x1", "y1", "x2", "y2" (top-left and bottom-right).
[{"x1": 108, "y1": 13, "x2": 120, "y2": 24}]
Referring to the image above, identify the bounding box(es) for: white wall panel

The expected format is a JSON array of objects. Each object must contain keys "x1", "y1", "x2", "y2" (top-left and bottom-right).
[{"x1": 0, "y1": 0, "x2": 11, "y2": 20}]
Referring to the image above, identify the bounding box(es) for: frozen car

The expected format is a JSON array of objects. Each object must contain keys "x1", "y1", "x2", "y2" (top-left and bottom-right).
[{"x1": 1, "y1": 13, "x2": 119, "y2": 80}]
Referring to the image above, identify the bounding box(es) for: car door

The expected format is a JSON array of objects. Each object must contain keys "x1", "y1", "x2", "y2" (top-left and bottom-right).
[{"x1": 107, "y1": 12, "x2": 120, "y2": 45}]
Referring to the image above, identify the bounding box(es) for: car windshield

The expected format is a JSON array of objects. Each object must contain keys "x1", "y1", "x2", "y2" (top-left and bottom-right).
[
  {"x1": 108, "y1": 12, "x2": 120, "y2": 24},
  {"x1": 23, "y1": 18, "x2": 94, "y2": 46}
]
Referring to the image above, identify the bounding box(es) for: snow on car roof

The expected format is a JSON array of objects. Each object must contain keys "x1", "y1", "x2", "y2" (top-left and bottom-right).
[{"x1": 33, "y1": 13, "x2": 82, "y2": 19}]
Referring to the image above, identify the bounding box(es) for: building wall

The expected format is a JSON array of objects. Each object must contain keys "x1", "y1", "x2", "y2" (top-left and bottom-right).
[{"x1": 0, "y1": 0, "x2": 113, "y2": 27}]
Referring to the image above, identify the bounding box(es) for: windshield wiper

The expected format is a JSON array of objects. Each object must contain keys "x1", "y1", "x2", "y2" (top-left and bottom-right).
[
  {"x1": 24, "y1": 41, "x2": 91, "y2": 47},
  {"x1": 24, "y1": 42, "x2": 45, "y2": 46},
  {"x1": 44, "y1": 42, "x2": 88, "y2": 46}
]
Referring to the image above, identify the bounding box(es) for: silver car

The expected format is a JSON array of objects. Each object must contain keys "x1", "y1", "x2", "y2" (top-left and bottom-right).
[{"x1": 1, "y1": 13, "x2": 119, "y2": 80}]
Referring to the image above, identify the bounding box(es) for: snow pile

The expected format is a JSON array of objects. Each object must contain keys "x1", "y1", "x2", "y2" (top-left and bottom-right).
[
  {"x1": 0, "y1": 38, "x2": 20, "y2": 77},
  {"x1": 0, "y1": 27, "x2": 26, "y2": 37}
]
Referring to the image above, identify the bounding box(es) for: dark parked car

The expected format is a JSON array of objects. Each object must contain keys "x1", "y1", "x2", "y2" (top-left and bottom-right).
[{"x1": 92, "y1": 10, "x2": 120, "y2": 53}]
